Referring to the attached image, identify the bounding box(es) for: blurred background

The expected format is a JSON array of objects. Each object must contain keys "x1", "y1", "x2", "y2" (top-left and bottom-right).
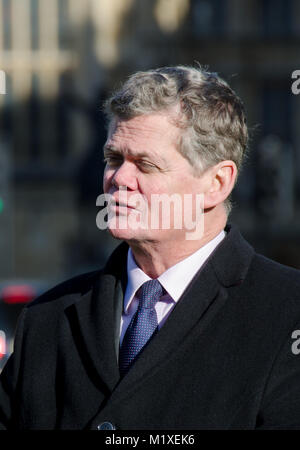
[{"x1": 0, "y1": 0, "x2": 300, "y2": 366}]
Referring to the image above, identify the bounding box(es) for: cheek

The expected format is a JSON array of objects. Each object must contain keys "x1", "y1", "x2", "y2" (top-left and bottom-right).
[
  {"x1": 140, "y1": 179, "x2": 165, "y2": 201},
  {"x1": 143, "y1": 178, "x2": 182, "y2": 203},
  {"x1": 103, "y1": 167, "x2": 112, "y2": 192}
]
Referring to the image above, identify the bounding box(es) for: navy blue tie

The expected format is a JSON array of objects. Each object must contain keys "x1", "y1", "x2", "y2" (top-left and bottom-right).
[{"x1": 119, "y1": 279, "x2": 163, "y2": 376}]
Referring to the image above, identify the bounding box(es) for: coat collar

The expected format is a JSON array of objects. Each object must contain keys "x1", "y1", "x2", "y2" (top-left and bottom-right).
[
  {"x1": 67, "y1": 223, "x2": 255, "y2": 395},
  {"x1": 210, "y1": 223, "x2": 254, "y2": 287},
  {"x1": 104, "y1": 222, "x2": 254, "y2": 287}
]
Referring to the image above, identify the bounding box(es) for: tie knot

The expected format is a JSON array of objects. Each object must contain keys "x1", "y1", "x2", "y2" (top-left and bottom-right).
[{"x1": 137, "y1": 279, "x2": 163, "y2": 310}]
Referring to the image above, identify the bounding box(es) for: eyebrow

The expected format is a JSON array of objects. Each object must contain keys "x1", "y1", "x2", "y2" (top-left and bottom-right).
[{"x1": 104, "y1": 145, "x2": 147, "y2": 158}]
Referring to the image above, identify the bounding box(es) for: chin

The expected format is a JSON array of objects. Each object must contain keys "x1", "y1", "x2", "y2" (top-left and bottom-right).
[
  {"x1": 107, "y1": 227, "x2": 134, "y2": 241},
  {"x1": 106, "y1": 223, "x2": 145, "y2": 242}
]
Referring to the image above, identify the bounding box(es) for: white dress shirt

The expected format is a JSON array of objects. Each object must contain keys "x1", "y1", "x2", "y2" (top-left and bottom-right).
[{"x1": 119, "y1": 230, "x2": 226, "y2": 345}]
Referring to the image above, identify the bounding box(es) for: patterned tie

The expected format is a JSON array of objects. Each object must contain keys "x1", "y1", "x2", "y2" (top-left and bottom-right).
[{"x1": 119, "y1": 279, "x2": 163, "y2": 376}]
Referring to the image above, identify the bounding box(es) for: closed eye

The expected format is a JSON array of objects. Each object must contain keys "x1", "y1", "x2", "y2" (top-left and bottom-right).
[
  {"x1": 104, "y1": 154, "x2": 159, "y2": 173},
  {"x1": 103, "y1": 154, "x2": 123, "y2": 166},
  {"x1": 136, "y1": 160, "x2": 157, "y2": 172}
]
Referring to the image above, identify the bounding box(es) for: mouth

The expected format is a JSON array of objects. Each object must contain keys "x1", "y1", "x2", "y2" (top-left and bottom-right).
[
  {"x1": 113, "y1": 201, "x2": 135, "y2": 209},
  {"x1": 109, "y1": 200, "x2": 136, "y2": 215}
]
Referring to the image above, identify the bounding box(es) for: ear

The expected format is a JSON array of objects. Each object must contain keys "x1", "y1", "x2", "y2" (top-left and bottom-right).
[{"x1": 204, "y1": 160, "x2": 238, "y2": 209}]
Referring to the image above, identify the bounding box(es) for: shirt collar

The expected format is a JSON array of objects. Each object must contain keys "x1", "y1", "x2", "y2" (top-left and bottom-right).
[{"x1": 124, "y1": 230, "x2": 226, "y2": 313}]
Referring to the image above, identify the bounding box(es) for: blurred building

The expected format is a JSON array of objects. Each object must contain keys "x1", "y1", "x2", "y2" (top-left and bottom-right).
[{"x1": 0, "y1": 0, "x2": 300, "y2": 282}]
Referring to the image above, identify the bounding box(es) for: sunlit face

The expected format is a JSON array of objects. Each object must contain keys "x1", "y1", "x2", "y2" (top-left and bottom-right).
[{"x1": 103, "y1": 113, "x2": 209, "y2": 244}]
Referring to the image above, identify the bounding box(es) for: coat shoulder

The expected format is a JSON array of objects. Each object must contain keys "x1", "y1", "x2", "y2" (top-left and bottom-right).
[
  {"x1": 26, "y1": 269, "x2": 103, "y2": 311},
  {"x1": 245, "y1": 252, "x2": 300, "y2": 317},
  {"x1": 251, "y1": 252, "x2": 300, "y2": 288}
]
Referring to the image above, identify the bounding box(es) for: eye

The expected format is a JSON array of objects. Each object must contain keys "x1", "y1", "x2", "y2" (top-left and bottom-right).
[
  {"x1": 136, "y1": 160, "x2": 157, "y2": 172},
  {"x1": 104, "y1": 154, "x2": 123, "y2": 166}
]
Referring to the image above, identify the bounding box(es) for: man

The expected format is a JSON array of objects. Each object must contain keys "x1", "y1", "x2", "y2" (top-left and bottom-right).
[{"x1": 1, "y1": 65, "x2": 300, "y2": 430}]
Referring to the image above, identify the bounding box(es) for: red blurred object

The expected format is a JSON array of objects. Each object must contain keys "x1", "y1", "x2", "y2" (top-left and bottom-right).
[
  {"x1": 1, "y1": 285, "x2": 36, "y2": 304},
  {"x1": 0, "y1": 331, "x2": 6, "y2": 359}
]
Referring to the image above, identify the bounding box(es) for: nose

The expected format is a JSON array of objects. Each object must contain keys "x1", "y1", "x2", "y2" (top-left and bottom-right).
[{"x1": 108, "y1": 161, "x2": 138, "y2": 191}]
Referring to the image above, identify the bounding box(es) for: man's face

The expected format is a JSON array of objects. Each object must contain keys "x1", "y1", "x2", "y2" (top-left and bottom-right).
[{"x1": 103, "y1": 112, "x2": 209, "y2": 243}]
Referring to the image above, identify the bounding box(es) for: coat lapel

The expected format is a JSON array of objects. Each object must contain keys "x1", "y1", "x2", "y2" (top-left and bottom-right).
[
  {"x1": 65, "y1": 243, "x2": 128, "y2": 393},
  {"x1": 110, "y1": 223, "x2": 255, "y2": 399},
  {"x1": 111, "y1": 258, "x2": 228, "y2": 398},
  {"x1": 65, "y1": 224, "x2": 254, "y2": 399}
]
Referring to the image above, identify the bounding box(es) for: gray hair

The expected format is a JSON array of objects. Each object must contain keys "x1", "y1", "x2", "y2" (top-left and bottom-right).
[{"x1": 104, "y1": 65, "x2": 248, "y2": 215}]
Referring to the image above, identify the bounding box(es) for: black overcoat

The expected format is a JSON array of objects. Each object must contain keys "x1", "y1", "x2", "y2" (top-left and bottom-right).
[{"x1": 1, "y1": 224, "x2": 300, "y2": 429}]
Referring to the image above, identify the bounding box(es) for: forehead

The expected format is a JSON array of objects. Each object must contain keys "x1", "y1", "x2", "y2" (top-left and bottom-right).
[{"x1": 105, "y1": 113, "x2": 180, "y2": 156}]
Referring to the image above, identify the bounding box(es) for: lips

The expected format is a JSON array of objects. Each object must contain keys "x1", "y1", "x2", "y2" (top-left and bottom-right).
[
  {"x1": 111, "y1": 200, "x2": 135, "y2": 210},
  {"x1": 109, "y1": 193, "x2": 137, "y2": 209},
  {"x1": 107, "y1": 190, "x2": 146, "y2": 212},
  {"x1": 108, "y1": 199, "x2": 137, "y2": 216}
]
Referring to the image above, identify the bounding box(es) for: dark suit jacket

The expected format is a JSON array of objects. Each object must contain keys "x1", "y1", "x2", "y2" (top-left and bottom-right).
[{"x1": 1, "y1": 223, "x2": 300, "y2": 430}]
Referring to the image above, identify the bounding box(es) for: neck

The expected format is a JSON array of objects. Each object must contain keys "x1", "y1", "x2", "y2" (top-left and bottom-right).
[{"x1": 128, "y1": 213, "x2": 227, "y2": 278}]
